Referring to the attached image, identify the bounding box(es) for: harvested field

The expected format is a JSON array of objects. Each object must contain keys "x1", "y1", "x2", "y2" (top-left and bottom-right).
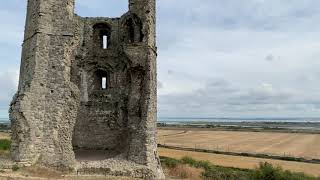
[
  {"x1": 158, "y1": 129, "x2": 320, "y2": 159},
  {"x1": 0, "y1": 132, "x2": 9, "y2": 140},
  {"x1": 159, "y1": 147, "x2": 320, "y2": 177}
]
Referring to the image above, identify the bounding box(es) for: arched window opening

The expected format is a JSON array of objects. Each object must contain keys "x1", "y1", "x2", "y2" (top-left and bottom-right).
[
  {"x1": 93, "y1": 23, "x2": 111, "y2": 49},
  {"x1": 128, "y1": 18, "x2": 135, "y2": 43},
  {"x1": 94, "y1": 70, "x2": 109, "y2": 90},
  {"x1": 125, "y1": 15, "x2": 143, "y2": 43}
]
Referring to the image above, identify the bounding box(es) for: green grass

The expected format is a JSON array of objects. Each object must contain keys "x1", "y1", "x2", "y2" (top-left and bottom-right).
[
  {"x1": 0, "y1": 139, "x2": 318, "y2": 180},
  {"x1": 250, "y1": 162, "x2": 318, "y2": 180},
  {"x1": 0, "y1": 139, "x2": 10, "y2": 151},
  {"x1": 160, "y1": 156, "x2": 320, "y2": 180},
  {"x1": 160, "y1": 156, "x2": 180, "y2": 168}
]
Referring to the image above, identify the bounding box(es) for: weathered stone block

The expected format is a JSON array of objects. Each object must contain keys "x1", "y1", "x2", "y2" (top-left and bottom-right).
[{"x1": 10, "y1": 0, "x2": 164, "y2": 179}]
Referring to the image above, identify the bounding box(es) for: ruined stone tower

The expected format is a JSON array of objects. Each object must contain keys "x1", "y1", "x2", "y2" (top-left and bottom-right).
[{"x1": 10, "y1": 0, "x2": 164, "y2": 178}]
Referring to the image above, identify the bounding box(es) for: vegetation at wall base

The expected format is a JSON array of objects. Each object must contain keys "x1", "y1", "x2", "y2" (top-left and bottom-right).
[
  {"x1": 1, "y1": 139, "x2": 319, "y2": 180},
  {"x1": 160, "y1": 156, "x2": 320, "y2": 180},
  {"x1": 0, "y1": 139, "x2": 10, "y2": 151}
]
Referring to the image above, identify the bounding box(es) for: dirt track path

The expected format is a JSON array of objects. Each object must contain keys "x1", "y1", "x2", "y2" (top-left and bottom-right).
[{"x1": 159, "y1": 148, "x2": 320, "y2": 177}]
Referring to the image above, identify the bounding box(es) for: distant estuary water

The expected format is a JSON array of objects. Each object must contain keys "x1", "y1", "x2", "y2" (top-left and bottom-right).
[
  {"x1": 2, "y1": 117, "x2": 320, "y2": 123},
  {"x1": 0, "y1": 118, "x2": 9, "y2": 124},
  {"x1": 158, "y1": 117, "x2": 320, "y2": 123}
]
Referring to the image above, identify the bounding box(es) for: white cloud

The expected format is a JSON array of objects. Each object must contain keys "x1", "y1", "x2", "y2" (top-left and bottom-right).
[
  {"x1": 2, "y1": 0, "x2": 320, "y2": 118},
  {"x1": 0, "y1": 71, "x2": 19, "y2": 110}
]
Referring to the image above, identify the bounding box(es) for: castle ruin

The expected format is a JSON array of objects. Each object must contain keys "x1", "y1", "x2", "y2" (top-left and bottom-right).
[{"x1": 9, "y1": 0, "x2": 164, "y2": 179}]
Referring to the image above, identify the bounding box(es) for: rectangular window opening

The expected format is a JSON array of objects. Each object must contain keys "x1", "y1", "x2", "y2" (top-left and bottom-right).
[
  {"x1": 102, "y1": 77, "x2": 107, "y2": 89},
  {"x1": 103, "y1": 35, "x2": 108, "y2": 49}
]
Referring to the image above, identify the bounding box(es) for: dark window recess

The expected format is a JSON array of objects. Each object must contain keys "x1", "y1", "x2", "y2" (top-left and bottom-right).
[
  {"x1": 128, "y1": 18, "x2": 135, "y2": 43},
  {"x1": 94, "y1": 70, "x2": 109, "y2": 90},
  {"x1": 125, "y1": 15, "x2": 143, "y2": 43},
  {"x1": 93, "y1": 23, "x2": 111, "y2": 49}
]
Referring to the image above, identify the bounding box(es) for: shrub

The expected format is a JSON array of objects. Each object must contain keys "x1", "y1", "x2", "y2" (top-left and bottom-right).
[
  {"x1": 202, "y1": 167, "x2": 249, "y2": 180},
  {"x1": 161, "y1": 156, "x2": 319, "y2": 180},
  {"x1": 160, "y1": 156, "x2": 179, "y2": 168},
  {"x1": 12, "y1": 165, "x2": 19, "y2": 171},
  {"x1": 196, "y1": 160, "x2": 211, "y2": 171},
  {"x1": 0, "y1": 139, "x2": 11, "y2": 151},
  {"x1": 250, "y1": 162, "x2": 318, "y2": 180},
  {"x1": 180, "y1": 156, "x2": 212, "y2": 171},
  {"x1": 181, "y1": 156, "x2": 198, "y2": 166},
  {"x1": 202, "y1": 162, "x2": 319, "y2": 180},
  {"x1": 250, "y1": 162, "x2": 282, "y2": 180}
]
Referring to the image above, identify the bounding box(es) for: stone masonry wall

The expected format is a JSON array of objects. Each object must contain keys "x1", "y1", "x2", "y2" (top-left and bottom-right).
[
  {"x1": 72, "y1": 17, "x2": 131, "y2": 152},
  {"x1": 10, "y1": 0, "x2": 164, "y2": 178},
  {"x1": 10, "y1": 0, "x2": 80, "y2": 168}
]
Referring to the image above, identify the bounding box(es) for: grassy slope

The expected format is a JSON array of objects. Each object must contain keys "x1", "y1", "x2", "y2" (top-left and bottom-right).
[
  {"x1": 161, "y1": 156, "x2": 320, "y2": 180},
  {"x1": 159, "y1": 147, "x2": 320, "y2": 177},
  {"x1": 1, "y1": 131, "x2": 320, "y2": 179}
]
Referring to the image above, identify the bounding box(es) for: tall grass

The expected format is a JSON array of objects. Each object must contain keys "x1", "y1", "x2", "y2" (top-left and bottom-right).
[
  {"x1": 0, "y1": 139, "x2": 318, "y2": 180},
  {"x1": 161, "y1": 156, "x2": 320, "y2": 180},
  {"x1": 250, "y1": 162, "x2": 318, "y2": 180}
]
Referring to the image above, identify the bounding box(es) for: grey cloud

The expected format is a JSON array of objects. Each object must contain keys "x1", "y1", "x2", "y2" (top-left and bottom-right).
[
  {"x1": 3, "y1": 0, "x2": 320, "y2": 118},
  {"x1": 158, "y1": 81, "x2": 164, "y2": 89},
  {"x1": 0, "y1": 71, "x2": 18, "y2": 109},
  {"x1": 158, "y1": 78, "x2": 320, "y2": 117},
  {"x1": 265, "y1": 54, "x2": 275, "y2": 61},
  {"x1": 167, "y1": 70, "x2": 174, "y2": 75}
]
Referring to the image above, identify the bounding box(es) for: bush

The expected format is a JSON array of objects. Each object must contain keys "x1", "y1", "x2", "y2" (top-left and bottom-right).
[
  {"x1": 12, "y1": 165, "x2": 19, "y2": 171},
  {"x1": 202, "y1": 167, "x2": 249, "y2": 180},
  {"x1": 180, "y1": 156, "x2": 249, "y2": 179},
  {"x1": 160, "y1": 156, "x2": 180, "y2": 168},
  {"x1": 161, "y1": 156, "x2": 319, "y2": 180},
  {"x1": 250, "y1": 162, "x2": 318, "y2": 180},
  {"x1": 0, "y1": 139, "x2": 11, "y2": 151},
  {"x1": 181, "y1": 156, "x2": 212, "y2": 171},
  {"x1": 195, "y1": 160, "x2": 211, "y2": 171},
  {"x1": 181, "y1": 156, "x2": 198, "y2": 166}
]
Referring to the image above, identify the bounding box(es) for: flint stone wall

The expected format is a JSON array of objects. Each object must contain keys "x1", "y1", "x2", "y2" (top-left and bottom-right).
[{"x1": 10, "y1": 0, "x2": 164, "y2": 179}]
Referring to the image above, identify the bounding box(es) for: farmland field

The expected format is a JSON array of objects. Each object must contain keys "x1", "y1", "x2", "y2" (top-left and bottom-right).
[
  {"x1": 1, "y1": 130, "x2": 320, "y2": 177},
  {"x1": 0, "y1": 132, "x2": 9, "y2": 140},
  {"x1": 158, "y1": 128, "x2": 320, "y2": 160},
  {"x1": 159, "y1": 147, "x2": 320, "y2": 176}
]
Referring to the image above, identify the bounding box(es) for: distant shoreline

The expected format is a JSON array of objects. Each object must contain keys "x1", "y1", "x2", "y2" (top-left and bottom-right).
[
  {"x1": 158, "y1": 120, "x2": 320, "y2": 134},
  {"x1": 2, "y1": 117, "x2": 320, "y2": 124},
  {"x1": 159, "y1": 117, "x2": 320, "y2": 123}
]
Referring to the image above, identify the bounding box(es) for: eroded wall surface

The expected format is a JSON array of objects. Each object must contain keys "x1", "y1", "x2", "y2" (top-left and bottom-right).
[
  {"x1": 72, "y1": 17, "x2": 131, "y2": 152},
  {"x1": 10, "y1": 0, "x2": 80, "y2": 168},
  {"x1": 10, "y1": 0, "x2": 164, "y2": 178}
]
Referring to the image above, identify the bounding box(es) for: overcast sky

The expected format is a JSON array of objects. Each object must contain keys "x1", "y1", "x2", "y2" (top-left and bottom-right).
[{"x1": 1, "y1": 0, "x2": 320, "y2": 119}]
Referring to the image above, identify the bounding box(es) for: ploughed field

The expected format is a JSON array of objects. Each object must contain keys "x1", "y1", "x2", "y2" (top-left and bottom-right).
[{"x1": 158, "y1": 128, "x2": 320, "y2": 160}]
